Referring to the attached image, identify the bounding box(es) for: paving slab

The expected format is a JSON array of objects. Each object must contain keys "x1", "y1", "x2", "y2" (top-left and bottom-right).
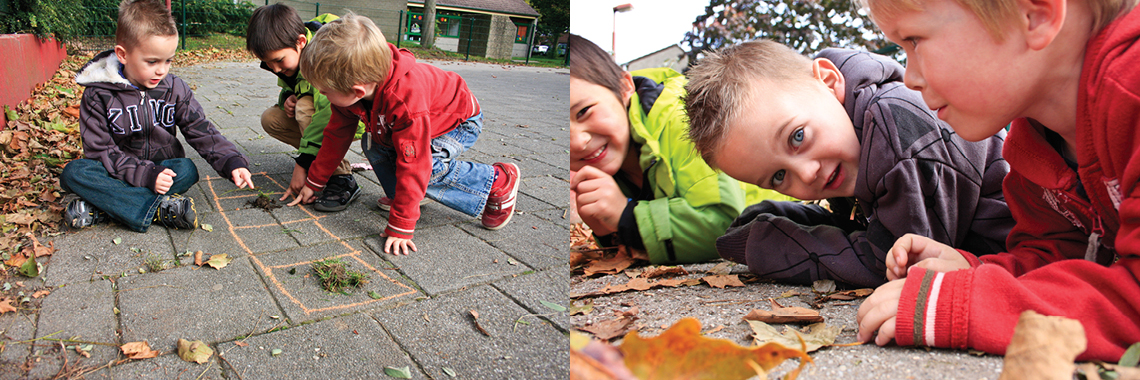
[
  {"x1": 28, "y1": 280, "x2": 118, "y2": 379},
  {"x1": 117, "y1": 258, "x2": 281, "y2": 347},
  {"x1": 42, "y1": 227, "x2": 174, "y2": 286},
  {"x1": 363, "y1": 225, "x2": 528, "y2": 296},
  {"x1": 0, "y1": 308, "x2": 37, "y2": 379},
  {"x1": 375, "y1": 285, "x2": 569, "y2": 380},
  {"x1": 459, "y1": 213, "x2": 568, "y2": 270},
  {"x1": 216, "y1": 313, "x2": 421, "y2": 379},
  {"x1": 81, "y1": 354, "x2": 224, "y2": 380},
  {"x1": 519, "y1": 175, "x2": 570, "y2": 209},
  {"x1": 248, "y1": 240, "x2": 419, "y2": 323},
  {"x1": 492, "y1": 265, "x2": 571, "y2": 331}
]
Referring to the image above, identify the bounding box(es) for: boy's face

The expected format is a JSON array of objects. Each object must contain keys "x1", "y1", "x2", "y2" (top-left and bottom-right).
[
  {"x1": 874, "y1": 0, "x2": 1029, "y2": 141},
  {"x1": 115, "y1": 35, "x2": 179, "y2": 89},
  {"x1": 260, "y1": 35, "x2": 305, "y2": 77},
  {"x1": 570, "y1": 76, "x2": 635, "y2": 176},
  {"x1": 714, "y1": 69, "x2": 860, "y2": 200}
]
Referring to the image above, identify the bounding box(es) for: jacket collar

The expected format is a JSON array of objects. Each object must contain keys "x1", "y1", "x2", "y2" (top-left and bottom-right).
[{"x1": 75, "y1": 50, "x2": 132, "y2": 87}]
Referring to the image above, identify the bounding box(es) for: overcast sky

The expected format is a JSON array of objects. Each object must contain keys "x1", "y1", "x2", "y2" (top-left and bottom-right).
[{"x1": 569, "y1": 0, "x2": 709, "y2": 64}]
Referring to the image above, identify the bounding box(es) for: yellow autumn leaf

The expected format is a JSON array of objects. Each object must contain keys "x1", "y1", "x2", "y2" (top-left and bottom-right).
[
  {"x1": 206, "y1": 254, "x2": 232, "y2": 270},
  {"x1": 177, "y1": 339, "x2": 213, "y2": 364},
  {"x1": 620, "y1": 317, "x2": 812, "y2": 380}
]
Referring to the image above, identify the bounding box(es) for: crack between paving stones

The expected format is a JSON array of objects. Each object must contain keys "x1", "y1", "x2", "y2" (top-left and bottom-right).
[
  {"x1": 488, "y1": 283, "x2": 568, "y2": 334},
  {"x1": 367, "y1": 313, "x2": 432, "y2": 378}
]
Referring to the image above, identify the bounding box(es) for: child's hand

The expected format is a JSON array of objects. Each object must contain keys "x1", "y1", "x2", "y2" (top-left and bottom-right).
[
  {"x1": 279, "y1": 163, "x2": 307, "y2": 201},
  {"x1": 857, "y1": 278, "x2": 905, "y2": 346},
  {"x1": 570, "y1": 166, "x2": 627, "y2": 236},
  {"x1": 284, "y1": 94, "x2": 298, "y2": 118},
  {"x1": 382, "y1": 232, "x2": 417, "y2": 255},
  {"x1": 286, "y1": 186, "x2": 316, "y2": 206},
  {"x1": 155, "y1": 169, "x2": 176, "y2": 195},
  {"x1": 232, "y1": 168, "x2": 254, "y2": 189},
  {"x1": 886, "y1": 234, "x2": 970, "y2": 280}
]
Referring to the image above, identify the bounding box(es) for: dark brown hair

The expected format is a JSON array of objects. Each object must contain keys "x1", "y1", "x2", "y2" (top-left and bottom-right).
[
  {"x1": 568, "y1": 34, "x2": 625, "y2": 101},
  {"x1": 116, "y1": 0, "x2": 177, "y2": 49},
  {"x1": 246, "y1": 3, "x2": 307, "y2": 59}
]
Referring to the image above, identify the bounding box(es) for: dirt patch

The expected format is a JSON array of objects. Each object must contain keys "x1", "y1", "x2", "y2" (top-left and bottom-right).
[{"x1": 245, "y1": 194, "x2": 281, "y2": 212}]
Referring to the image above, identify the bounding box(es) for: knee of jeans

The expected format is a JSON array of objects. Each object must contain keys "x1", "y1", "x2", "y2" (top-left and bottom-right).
[{"x1": 261, "y1": 106, "x2": 283, "y2": 133}]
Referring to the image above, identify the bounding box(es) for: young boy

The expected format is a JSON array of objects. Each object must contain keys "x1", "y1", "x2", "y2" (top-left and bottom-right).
[
  {"x1": 684, "y1": 40, "x2": 1014, "y2": 288},
  {"x1": 285, "y1": 14, "x2": 521, "y2": 255},
  {"x1": 246, "y1": 4, "x2": 364, "y2": 212},
  {"x1": 61, "y1": 0, "x2": 253, "y2": 232},
  {"x1": 855, "y1": 0, "x2": 1140, "y2": 362}
]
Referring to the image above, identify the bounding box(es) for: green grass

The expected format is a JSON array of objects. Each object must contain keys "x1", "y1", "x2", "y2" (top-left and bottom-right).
[
  {"x1": 396, "y1": 41, "x2": 566, "y2": 68},
  {"x1": 180, "y1": 33, "x2": 247, "y2": 50},
  {"x1": 311, "y1": 258, "x2": 369, "y2": 293}
]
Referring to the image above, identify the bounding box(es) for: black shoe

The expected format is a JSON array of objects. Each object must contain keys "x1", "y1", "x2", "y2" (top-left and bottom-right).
[
  {"x1": 63, "y1": 198, "x2": 107, "y2": 229},
  {"x1": 314, "y1": 174, "x2": 361, "y2": 212},
  {"x1": 153, "y1": 194, "x2": 198, "y2": 229}
]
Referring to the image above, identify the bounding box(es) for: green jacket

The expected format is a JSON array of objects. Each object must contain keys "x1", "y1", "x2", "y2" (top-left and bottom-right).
[
  {"x1": 620, "y1": 68, "x2": 792, "y2": 264},
  {"x1": 262, "y1": 13, "x2": 363, "y2": 167}
]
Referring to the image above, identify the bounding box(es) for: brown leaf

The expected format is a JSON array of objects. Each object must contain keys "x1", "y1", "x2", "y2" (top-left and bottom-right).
[
  {"x1": 743, "y1": 306, "x2": 824, "y2": 324},
  {"x1": 583, "y1": 250, "x2": 636, "y2": 276},
  {"x1": 579, "y1": 316, "x2": 636, "y2": 341},
  {"x1": 120, "y1": 341, "x2": 159, "y2": 359},
  {"x1": 0, "y1": 298, "x2": 15, "y2": 314},
  {"x1": 31, "y1": 290, "x2": 50, "y2": 298},
  {"x1": 29, "y1": 235, "x2": 52, "y2": 257},
  {"x1": 707, "y1": 261, "x2": 735, "y2": 275},
  {"x1": 570, "y1": 277, "x2": 699, "y2": 299},
  {"x1": 702, "y1": 274, "x2": 744, "y2": 289},
  {"x1": 620, "y1": 317, "x2": 812, "y2": 380},
  {"x1": 76, "y1": 345, "x2": 90, "y2": 358},
  {"x1": 62, "y1": 105, "x2": 80, "y2": 119},
  {"x1": 999, "y1": 310, "x2": 1086, "y2": 380},
  {"x1": 821, "y1": 288, "x2": 873, "y2": 301},
  {"x1": 234, "y1": 341, "x2": 249, "y2": 347},
  {"x1": 638, "y1": 266, "x2": 688, "y2": 279},
  {"x1": 193, "y1": 251, "x2": 204, "y2": 266},
  {"x1": 469, "y1": 310, "x2": 491, "y2": 337},
  {"x1": 748, "y1": 320, "x2": 842, "y2": 353},
  {"x1": 4, "y1": 252, "x2": 27, "y2": 268}
]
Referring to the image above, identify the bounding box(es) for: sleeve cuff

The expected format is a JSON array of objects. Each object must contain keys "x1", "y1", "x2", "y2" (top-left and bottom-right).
[
  {"x1": 894, "y1": 267, "x2": 970, "y2": 349},
  {"x1": 384, "y1": 225, "x2": 414, "y2": 239},
  {"x1": 616, "y1": 200, "x2": 644, "y2": 250},
  {"x1": 294, "y1": 153, "x2": 316, "y2": 171},
  {"x1": 145, "y1": 164, "x2": 168, "y2": 193}
]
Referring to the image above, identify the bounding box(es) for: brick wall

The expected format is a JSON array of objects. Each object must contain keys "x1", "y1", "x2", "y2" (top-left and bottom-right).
[{"x1": 0, "y1": 35, "x2": 67, "y2": 126}]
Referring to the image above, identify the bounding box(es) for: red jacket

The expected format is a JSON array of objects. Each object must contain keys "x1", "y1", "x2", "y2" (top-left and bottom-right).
[
  {"x1": 894, "y1": 9, "x2": 1140, "y2": 361},
  {"x1": 306, "y1": 43, "x2": 479, "y2": 238}
]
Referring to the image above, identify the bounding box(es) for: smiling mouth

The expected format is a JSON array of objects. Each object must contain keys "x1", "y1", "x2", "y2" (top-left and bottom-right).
[
  {"x1": 824, "y1": 167, "x2": 840, "y2": 189},
  {"x1": 583, "y1": 144, "x2": 606, "y2": 162}
]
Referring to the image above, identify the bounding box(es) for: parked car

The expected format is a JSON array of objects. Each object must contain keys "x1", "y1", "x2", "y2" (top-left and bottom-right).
[{"x1": 532, "y1": 45, "x2": 549, "y2": 54}]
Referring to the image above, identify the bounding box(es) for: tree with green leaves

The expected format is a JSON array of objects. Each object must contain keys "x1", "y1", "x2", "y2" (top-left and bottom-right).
[
  {"x1": 681, "y1": 0, "x2": 891, "y2": 65},
  {"x1": 528, "y1": 0, "x2": 568, "y2": 46}
]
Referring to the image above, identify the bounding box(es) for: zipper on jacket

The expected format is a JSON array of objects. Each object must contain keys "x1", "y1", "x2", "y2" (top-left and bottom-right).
[
  {"x1": 1085, "y1": 215, "x2": 1103, "y2": 263},
  {"x1": 139, "y1": 90, "x2": 150, "y2": 159}
]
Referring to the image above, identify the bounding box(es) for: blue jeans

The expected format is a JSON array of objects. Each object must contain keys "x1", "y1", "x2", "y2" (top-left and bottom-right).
[
  {"x1": 362, "y1": 113, "x2": 494, "y2": 216},
  {"x1": 59, "y1": 158, "x2": 200, "y2": 232}
]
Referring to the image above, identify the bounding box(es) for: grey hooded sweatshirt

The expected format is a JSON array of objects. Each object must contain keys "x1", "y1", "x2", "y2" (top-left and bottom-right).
[
  {"x1": 715, "y1": 48, "x2": 1014, "y2": 288},
  {"x1": 75, "y1": 50, "x2": 248, "y2": 192}
]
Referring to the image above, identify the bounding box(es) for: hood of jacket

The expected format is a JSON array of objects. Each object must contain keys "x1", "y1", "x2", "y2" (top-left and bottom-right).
[{"x1": 75, "y1": 49, "x2": 167, "y2": 91}]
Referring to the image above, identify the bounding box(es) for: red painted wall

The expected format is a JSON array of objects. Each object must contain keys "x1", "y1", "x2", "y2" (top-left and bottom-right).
[{"x1": 0, "y1": 34, "x2": 68, "y2": 126}]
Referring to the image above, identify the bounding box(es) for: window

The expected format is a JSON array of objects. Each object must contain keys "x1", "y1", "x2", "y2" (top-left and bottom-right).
[
  {"x1": 406, "y1": 12, "x2": 462, "y2": 38},
  {"x1": 514, "y1": 23, "x2": 529, "y2": 43}
]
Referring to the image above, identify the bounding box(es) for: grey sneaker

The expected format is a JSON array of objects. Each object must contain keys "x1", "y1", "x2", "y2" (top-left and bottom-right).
[
  {"x1": 314, "y1": 174, "x2": 361, "y2": 212},
  {"x1": 63, "y1": 198, "x2": 107, "y2": 229},
  {"x1": 152, "y1": 194, "x2": 198, "y2": 229}
]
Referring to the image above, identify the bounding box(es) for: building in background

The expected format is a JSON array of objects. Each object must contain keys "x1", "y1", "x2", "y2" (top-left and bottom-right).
[
  {"x1": 622, "y1": 44, "x2": 688, "y2": 74},
  {"x1": 405, "y1": 0, "x2": 539, "y2": 59}
]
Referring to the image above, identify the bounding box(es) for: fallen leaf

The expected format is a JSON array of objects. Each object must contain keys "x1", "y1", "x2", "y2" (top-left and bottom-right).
[
  {"x1": 540, "y1": 300, "x2": 566, "y2": 312},
  {"x1": 29, "y1": 235, "x2": 52, "y2": 257},
  {"x1": 579, "y1": 308, "x2": 639, "y2": 341},
  {"x1": 271, "y1": 348, "x2": 282, "y2": 356},
  {"x1": 234, "y1": 341, "x2": 249, "y2": 347},
  {"x1": 584, "y1": 250, "x2": 636, "y2": 276},
  {"x1": 819, "y1": 288, "x2": 874, "y2": 301},
  {"x1": 120, "y1": 341, "x2": 159, "y2": 359},
  {"x1": 441, "y1": 366, "x2": 457, "y2": 377},
  {"x1": 811, "y1": 279, "x2": 836, "y2": 294},
  {"x1": 76, "y1": 344, "x2": 91, "y2": 358},
  {"x1": 368, "y1": 291, "x2": 382, "y2": 299},
  {"x1": 742, "y1": 299, "x2": 824, "y2": 324},
  {"x1": 201, "y1": 223, "x2": 213, "y2": 232},
  {"x1": 384, "y1": 366, "x2": 412, "y2": 378},
  {"x1": 4, "y1": 252, "x2": 27, "y2": 268},
  {"x1": 569, "y1": 300, "x2": 595, "y2": 316},
  {"x1": 469, "y1": 310, "x2": 491, "y2": 337},
  {"x1": 638, "y1": 266, "x2": 688, "y2": 278},
  {"x1": 621, "y1": 318, "x2": 812, "y2": 380},
  {"x1": 176, "y1": 339, "x2": 213, "y2": 364},
  {"x1": 999, "y1": 310, "x2": 1086, "y2": 380},
  {"x1": 113, "y1": 237, "x2": 122, "y2": 245},
  {"x1": 0, "y1": 298, "x2": 14, "y2": 314},
  {"x1": 702, "y1": 274, "x2": 744, "y2": 289},
  {"x1": 19, "y1": 255, "x2": 38, "y2": 278},
  {"x1": 571, "y1": 277, "x2": 700, "y2": 299},
  {"x1": 194, "y1": 250, "x2": 204, "y2": 266},
  {"x1": 707, "y1": 261, "x2": 735, "y2": 275},
  {"x1": 1121, "y1": 342, "x2": 1140, "y2": 367},
  {"x1": 31, "y1": 290, "x2": 50, "y2": 298},
  {"x1": 206, "y1": 254, "x2": 232, "y2": 270},
  {"x1": 748, "y1": 320, "x2": 841, "y2": 353}
]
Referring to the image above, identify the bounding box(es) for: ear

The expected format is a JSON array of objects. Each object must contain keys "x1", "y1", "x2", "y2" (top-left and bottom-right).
[
  {"x1": 350, "y1": 83, "x2": 369, "y2": 100},
  {"x1": 296, "y1": 34, "x2": 307, "y2": 50},
  {"x1": 619, "y1": 71, "x2": 636, "y2": 108},
  {"x1": 1020, "y1": 0, "x2": 1066, "y2": 50},
  {"x1": 114, "y1": 45, "x2": 129, "y2": 65},
  {"x1": 813, "y1": 58, "x2": 846, "y2": 104}
]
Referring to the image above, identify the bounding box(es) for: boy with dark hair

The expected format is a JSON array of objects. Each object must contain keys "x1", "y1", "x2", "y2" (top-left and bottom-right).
[
  {"x1": 246, "y1": 3, "x2": 363, "y2": 211},
  {"x1": 61, "y1": 0, "x2": 253, "y2": 231},
  {"x1": 286, "y1": 14, "x2": 521, "y2": 255},
  {"x1": 684, "y1": 40, "x2": 1014, "y2": 287}
]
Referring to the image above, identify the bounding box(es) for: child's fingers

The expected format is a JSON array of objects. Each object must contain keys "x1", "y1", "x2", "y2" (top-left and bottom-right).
[
  {"x1": 279, "y1": 188, "x2": 294, "y2": 201},
  {"x1": 874, "y1": 317, "x2": 897, "y2": 346},
  {"x1": 286, "y1": 194, "x2": 304, "y2": 207}
]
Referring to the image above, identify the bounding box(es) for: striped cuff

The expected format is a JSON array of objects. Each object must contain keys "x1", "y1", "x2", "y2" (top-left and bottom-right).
[
  {"x1": 385, "y1": 225, "x2": 414, "y2": 239},
  {"x1": 895, "y1": 267, "x2": 970, "y2": 350}
]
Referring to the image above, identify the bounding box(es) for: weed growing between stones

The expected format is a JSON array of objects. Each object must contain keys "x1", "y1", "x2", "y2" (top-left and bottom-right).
[{"x1": 311, "y1": 258, "x2": 369, "y2": 293}]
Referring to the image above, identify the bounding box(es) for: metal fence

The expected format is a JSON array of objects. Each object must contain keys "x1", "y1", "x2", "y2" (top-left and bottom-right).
[{"x1": 71, "y1": 0, "x2": 554, "y2": 64}]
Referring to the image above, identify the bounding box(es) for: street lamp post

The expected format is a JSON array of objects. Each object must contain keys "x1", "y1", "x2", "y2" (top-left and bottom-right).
[{"x1": 612, "y1": 3, "x2": 633, "y2": 58}]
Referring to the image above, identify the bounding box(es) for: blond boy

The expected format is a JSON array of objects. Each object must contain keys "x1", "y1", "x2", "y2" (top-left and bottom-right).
[
  {"x1": 856, "y1": 0, "x2": 1140, "y2": 361},
  {"x1": 285, "y1": 14, "x2": 521, "y2": 255}
]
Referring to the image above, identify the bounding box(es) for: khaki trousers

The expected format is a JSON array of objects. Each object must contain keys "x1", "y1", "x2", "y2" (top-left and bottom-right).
[{"x1": 261, "y1": 96, "x2": 352, "y2": 175}]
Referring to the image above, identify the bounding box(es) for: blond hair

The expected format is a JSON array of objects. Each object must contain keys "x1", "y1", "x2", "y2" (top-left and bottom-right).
[
  {"x1": 116, "y1": 0, "x2": 177, "y2": 49},
  {"x1": 299, "y1": 13, "x2": 392, "y2": 94},
  {"x1": 684, "y1": 40, "x2": 815, "y2": 166},
  {"x1": 862, "y1": 0, "x2": 1138, "y2": 39}
]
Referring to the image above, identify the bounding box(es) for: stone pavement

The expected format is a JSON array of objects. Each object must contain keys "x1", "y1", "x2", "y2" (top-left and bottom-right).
[{"x1": 0, "y1": 59, "x2": 571, "y2": 379}]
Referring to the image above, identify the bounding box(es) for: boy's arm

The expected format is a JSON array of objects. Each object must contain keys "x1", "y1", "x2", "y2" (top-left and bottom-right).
[
  {"x1": 78, "y1": 89, "x2": 166, "y2": 192},
  {"x1": 303, "y1": 104, "x2": 357, "y2": 191},
  {"x1": 294, "y1": 92, "x2": 364, "y2": 170},
  {"x1": 170, "y1": 77, "x2": 248, "y2": 178},
  {"x1": 383, "y1": 114, "x2": 433, "y2": 239}
]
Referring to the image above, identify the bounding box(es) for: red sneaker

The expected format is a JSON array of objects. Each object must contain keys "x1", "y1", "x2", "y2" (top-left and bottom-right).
[
  {"x1": 482, "y1": 163, "x2": 520, "y2": 230},
  {"x1": 377, "y1": 196, "x2": 430, "y2": 211}
]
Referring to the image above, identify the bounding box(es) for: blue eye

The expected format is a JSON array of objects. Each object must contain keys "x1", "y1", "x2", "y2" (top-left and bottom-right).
[
  {"x1": 791, "y1": 127, "x2": 804, "y2": 148},
  {"x1": 772, "y1": 170, "x2": 785, "y2": 187}
]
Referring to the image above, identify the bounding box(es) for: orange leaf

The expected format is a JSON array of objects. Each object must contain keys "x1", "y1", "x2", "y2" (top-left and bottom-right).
[
  {"x1": 702, "y1": 274, "x2": 745, "y2": 289},
  {"x1": 31, "y1": 290, "x2": 50, "y2": 298},
  {"x1": 638, "y1": 266, "x2": 688, "y2": 279},
  {"x1": 4, "y1": 252, "x2": 27, "y2": 267},
  {"x1": 121, "y1": 341, "x2": 160, "y2": 359},
  {"x1": 620, "y1": 318, "x2": 812, "y2": 380},
  {"x1": 584, "y1": 251, "x2": 635, "y2": 276},
  {"x1": 0, "y1": 298, "x2": 15, "y2": 314},
  {"x1": 234, "y1": 341, "x2": 249, "y2": 347},
  {"x1": 29, "y1": 235, "x2": 52, "y2": 257}
]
